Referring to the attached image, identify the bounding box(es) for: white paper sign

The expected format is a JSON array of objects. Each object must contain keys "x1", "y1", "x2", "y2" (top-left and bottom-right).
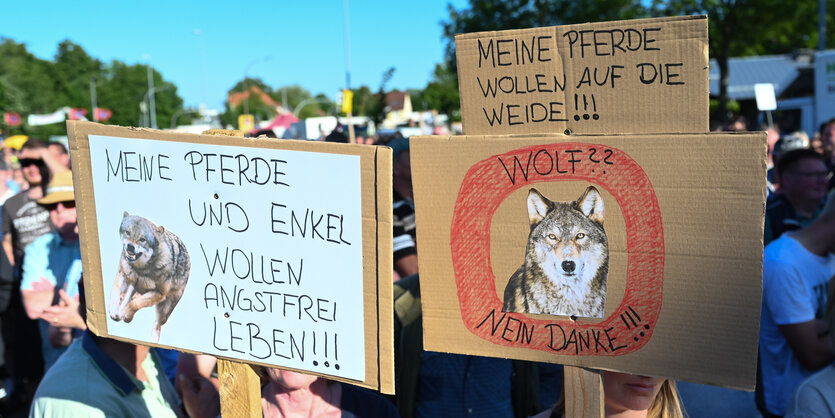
[
  {"x1": 88, "y1": 135, "x2": 365, "y2": 381},
  {"x1": 754, "y1": 83, "x2": 777, "y2": 111}
]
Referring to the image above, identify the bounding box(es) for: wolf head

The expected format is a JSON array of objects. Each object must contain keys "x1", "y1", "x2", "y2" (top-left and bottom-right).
[
  {"x1": 119, "y1": 212, "x2": 163, "y2": 269},
  {"x1": 524, "y1": 186, "x2": 608, "y2": 287}
]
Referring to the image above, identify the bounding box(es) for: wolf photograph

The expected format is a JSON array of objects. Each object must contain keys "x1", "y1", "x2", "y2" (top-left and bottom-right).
[
  {"x1": 502, "y1": 186, "x2": 609, "y2": 318},
  {"x1": 109, "y1": 212, "x2": 191, "y2": 342}
]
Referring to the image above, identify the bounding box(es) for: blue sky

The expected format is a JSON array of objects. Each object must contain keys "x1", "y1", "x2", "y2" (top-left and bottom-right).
[{"x1": 1, "y1": 0, "x2": 469, "y2": 111}]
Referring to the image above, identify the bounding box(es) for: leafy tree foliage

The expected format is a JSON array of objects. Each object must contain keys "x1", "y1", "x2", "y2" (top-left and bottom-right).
[
  {"x1": 423, "y1": 63, "x2": 461, "y2": 121},
  {"x1": 0, "y1": 38, "x2": 185, "y2": 137},
  {"x1": 651, "y1": 0, "x2": 834, "y2": 125}
]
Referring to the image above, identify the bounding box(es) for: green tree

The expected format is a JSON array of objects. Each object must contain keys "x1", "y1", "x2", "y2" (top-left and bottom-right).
[
  {"x1": 651, "y1": 0, "x2": 833, "y2": 125},
  {"x1": 352, "y1": 85, "x2": 381, "y2": 118},
  {"x1": 52, "y1": 40, "x2": 103, "y2": 114},
  {"x1": 0, "y1": 38, "x2": 60, "y2": 136},
  {"x1": 220, "y1": 77, "x2": 276, "y2": 127},
  {"x1": 0, "y1": 38, "x2": 186, "y2": 136},
  {"x1": 97, "y1": 61, "x2": 183, "y2": 129},
  {"x1": 422, "y1": 63, "x2": 461, "y2": 121}
]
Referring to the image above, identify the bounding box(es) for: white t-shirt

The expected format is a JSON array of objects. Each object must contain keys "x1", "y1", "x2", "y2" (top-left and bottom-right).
[
  {"x1": 786, "y1": 364, "x2": 835, "y2": 417},
  {"x1": 760, "y1": 234, "x2": 835, "y2": 415}
]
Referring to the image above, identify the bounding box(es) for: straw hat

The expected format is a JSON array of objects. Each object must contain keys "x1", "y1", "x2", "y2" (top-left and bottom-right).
[{"x1": 37, "y1": 170, "x2": 74, "y2": 205}]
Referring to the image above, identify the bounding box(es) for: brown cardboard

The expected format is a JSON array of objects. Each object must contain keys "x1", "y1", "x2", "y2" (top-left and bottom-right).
[
  {"x1": 67, "y1": 121, "x2": 394, "y2": 394},
  {"x1": 455, "y1": 15, "x2": 708, "y2": 135},
  {"x1": 410, "y1": 132, "x2": 765, "y2": 390}
]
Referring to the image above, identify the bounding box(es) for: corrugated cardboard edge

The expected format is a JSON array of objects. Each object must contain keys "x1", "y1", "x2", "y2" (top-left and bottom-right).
[
  {"x1": 454, "y1": 14, "x2": 709, "y2": 136},
  {"x1": 68, "y1": 120, "x2": 108, "y2": 337},
  {"x1": 375, "y1": 147, "x2": 395, "y2": 394},
  {"x1": 67, "y1": 121, "x2": 395, "y2": 393},
  {"x1": 454, "y1": 15, "x2": 706, "y2": 42},
  {"x1": 410, "y1": 131, "x2": 766, "y2": 391}
]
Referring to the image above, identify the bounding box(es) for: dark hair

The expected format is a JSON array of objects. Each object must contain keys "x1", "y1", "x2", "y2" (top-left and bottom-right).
[
  {"x1": 48, "y1": 141, "x2": 68, "y2": 155},
  {"x1": 20, "y1": 137, "x2": 47, "y2": 151},
  {"x1": 776, "y1": 148, "x2": 825, "y2": 177}
]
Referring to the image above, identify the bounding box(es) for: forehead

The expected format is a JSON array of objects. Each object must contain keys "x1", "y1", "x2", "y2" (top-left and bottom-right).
[
  {"x1": 19, "y1": 148, "x2": 41, "y2": 159},
  {"x1": 791, "y1": 158, "x2": 827, "y2": 171}
]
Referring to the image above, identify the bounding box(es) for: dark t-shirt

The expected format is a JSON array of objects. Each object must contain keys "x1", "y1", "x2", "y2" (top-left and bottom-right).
[
  {"x1": 393, "y1": 190, "x2": 417, "y2": 263},
  {"x1": 1, "y1": 190, "x2": 54, "y2": 268},
  {"x1": 340, "y1": 383, "x2": 400, "y2": 418}
]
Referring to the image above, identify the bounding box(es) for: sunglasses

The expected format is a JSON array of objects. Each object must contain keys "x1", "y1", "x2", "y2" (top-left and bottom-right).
[
  {"x1": 18, "y1": 158, "x2": 45, "y2": 168},
  {"x1": 44, "y1": 201, "x2": 76, "y2": 211}
]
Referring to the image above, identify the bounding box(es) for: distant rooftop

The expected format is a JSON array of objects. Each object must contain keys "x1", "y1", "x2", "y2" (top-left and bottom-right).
[{"x1": 709, "y1": 52, "x2": 815, "y2": 100}]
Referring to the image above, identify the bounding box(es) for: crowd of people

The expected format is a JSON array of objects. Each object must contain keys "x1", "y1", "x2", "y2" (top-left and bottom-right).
[{"x1": 0, "y1": 118, "x2": 832, "y2": 417}]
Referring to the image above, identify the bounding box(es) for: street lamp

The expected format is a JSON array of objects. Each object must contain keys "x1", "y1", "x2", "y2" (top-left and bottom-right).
[
  {"x1": 243, "y1": 56, "x2": 271, "y2": 115},
  {"x1": 193, "y1": 29, "x2": 209, "y2": 108}
]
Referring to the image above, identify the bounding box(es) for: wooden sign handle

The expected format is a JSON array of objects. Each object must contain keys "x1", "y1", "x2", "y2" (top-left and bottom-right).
[
  {"x1": 218, "y1": 359, "x2": 262, "y2": 418},
  {"x1": 197, "y1": 130, "x2": 263, "y2": 418},
  {"x1": 564, "y1": 366, "x2": 604, "y2": 418}
]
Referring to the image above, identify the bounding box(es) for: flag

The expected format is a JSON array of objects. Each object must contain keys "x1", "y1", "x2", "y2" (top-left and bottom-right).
[
  {"x1": 3, "y1": 112, "x2": 21, "y2": 126},
  {"x1": 94, "y1": 108, "x2": 112, "y2": 122},
  {"x1": 28, "y1": 109, "x2": 66, "y2": 126},
  {"x1": 341, "y1": 89, "x2": 353, "y2": 114},
  {"x1": 68, "y1": 108, "x2": 88, "y2": 121}
]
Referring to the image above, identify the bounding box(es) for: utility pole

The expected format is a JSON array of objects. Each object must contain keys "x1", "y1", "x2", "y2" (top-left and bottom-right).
[
  {"x1": 343, "y1": 0, "x2": 356, "y2": 144},
  {"x1": 146, "y1": 58, "x2": 157, "y2": 129},
  {"x1": 820, "y1": 0, "x2": 827, "y2": 50},
  {"x1": 90, "y1": 77, "x2": 98, "y2": 121}
]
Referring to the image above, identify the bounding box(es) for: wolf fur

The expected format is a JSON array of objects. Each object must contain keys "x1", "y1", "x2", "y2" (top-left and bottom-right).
[
  {"x1": 109, "y1": 212, "x2": 190, "y2": 342},
  {"x1": 502, "y1": 186, "x2": 608, "y2": 318}
]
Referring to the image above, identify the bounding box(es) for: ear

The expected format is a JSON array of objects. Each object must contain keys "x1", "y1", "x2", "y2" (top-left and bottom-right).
[
  {"x1": 123, "y1": 211, "x2": 129, "y2": 218},
  {"x1": 156, "y1": 225, "x2": 165, "y2": 234},
  {"x1": 577, "y1": 186, "x2": 605, "y2": 225},
  {"x1": 527, "y1": 189, "x2": 552, "y2": 226}
]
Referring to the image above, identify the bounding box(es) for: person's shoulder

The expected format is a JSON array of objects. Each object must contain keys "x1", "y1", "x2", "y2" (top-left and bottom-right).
[
  {"x1": 25, "y1": 231, "x2": 56, "y2": 254},
  {"x1": 786, "y1": 365, "x2": 835, "y2": 417},
  {"x1": 764, "y1": 234, "x2": 804, "y2": 261},
  {"x1": 33, "y1": 340, "x2": 125, "y2": 416}
]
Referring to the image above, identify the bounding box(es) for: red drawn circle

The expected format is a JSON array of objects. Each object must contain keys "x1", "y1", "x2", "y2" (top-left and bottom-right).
[{"x1": 450, "y1": 143, "x2": 663, "y2": 356}]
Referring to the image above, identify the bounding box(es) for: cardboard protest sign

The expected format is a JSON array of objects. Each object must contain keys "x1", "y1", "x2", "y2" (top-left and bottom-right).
[
  {"x1": 455, "y1": 15, "x2": 708, "y2": 135},
  {"x1": 67, "y1": 121, "x2": 394, "y2": 393},
  {"x1": 410, "y1": 132, "x2": 765, "y2": 390}
]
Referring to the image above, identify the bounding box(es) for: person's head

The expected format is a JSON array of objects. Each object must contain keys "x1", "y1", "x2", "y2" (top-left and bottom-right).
[
  {"x1": 776, "y1": 148, "x2": 830, "y2": 206},
  {"x1": 48, "y1": 141, "x2": 71, "y2": 169},
  {"x1": 389, "y1": 136, "x2": 411, "y2": 182},
  {"x1": 820, "y1": 119, "x2": 835, "y2": 159},
  {"x1": 18, "y1": 137, "x2": 48, "y2": 187},
  {"x1": 603, "y1": 372, "x2": 683, "y2": 418},
  {"x1": 37, "y1": 170, "x2": 77, "y2": 242},
  {"x1": 264, "y1": 368, "x2": 320, "y2": 391}
]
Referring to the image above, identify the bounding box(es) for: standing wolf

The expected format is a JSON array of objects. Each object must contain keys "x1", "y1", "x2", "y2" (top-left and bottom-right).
[
  {"x1": 502, "y1": 186, "x2": 608, "y2": 318},
  {"x1": 109, "y1": 212, "x2": 190, "y2": 342}
]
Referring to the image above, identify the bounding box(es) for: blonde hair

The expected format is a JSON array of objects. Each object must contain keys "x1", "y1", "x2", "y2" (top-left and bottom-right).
[
  {"x1": 552, "y1": 378, "x2": 686, "y2": 418},
  {"x1": 647, "y1": 380, "x2": 685, "y2": 418}
]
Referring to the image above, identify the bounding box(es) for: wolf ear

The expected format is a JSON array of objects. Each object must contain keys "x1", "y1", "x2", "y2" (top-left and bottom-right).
[
  {"x1": 577, "y1": 186, "x2": 605, "y2": 225},
  {"x1": 527, "y1": 189, "x2": 552, "y2": 225},
  {"x1": 156, "y1": 225, "x2": 165, "y2": 233},
  {"x1": 123, "y1": 211, "x2": 130, "y2": 218}
]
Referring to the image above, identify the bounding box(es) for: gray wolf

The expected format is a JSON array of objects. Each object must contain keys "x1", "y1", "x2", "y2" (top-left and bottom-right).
[
  {"x1": 502, "y1": 186, "x2": 608, "y2": 318},
  {"x1": 109, "y1": 212, "x2": 190, "y2": 342}
]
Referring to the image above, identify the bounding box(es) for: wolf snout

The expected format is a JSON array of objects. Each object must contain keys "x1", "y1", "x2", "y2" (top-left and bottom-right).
[
  {"x1": 126, "y1": 243, "x2": 135, "y2": 253},
  {"x1": 561, "y1": 260, "x2": 576, "y2": 273}
]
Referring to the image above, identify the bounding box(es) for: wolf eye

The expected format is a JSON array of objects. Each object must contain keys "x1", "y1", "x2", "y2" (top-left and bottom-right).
[
  {"x1": 547, "y1": 233, "x2": 557, "y2": 240},
  {"x1": 576, "y1": 233, "x2": 585, "y2": 239},
  {"x1": 138, "y1": 238, "x2": 146, "y2": 243}
]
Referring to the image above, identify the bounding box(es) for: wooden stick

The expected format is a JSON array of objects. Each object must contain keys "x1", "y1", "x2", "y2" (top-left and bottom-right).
[
  {"x1": 198, "y1": 129, "x2": 262, "y2": 418},
  {"x1": 218, "y1": 359, "x2": 262, "y2": 418},
  {"x1": 564, "y1": 366, "x2": 604, "y2": 418}
]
